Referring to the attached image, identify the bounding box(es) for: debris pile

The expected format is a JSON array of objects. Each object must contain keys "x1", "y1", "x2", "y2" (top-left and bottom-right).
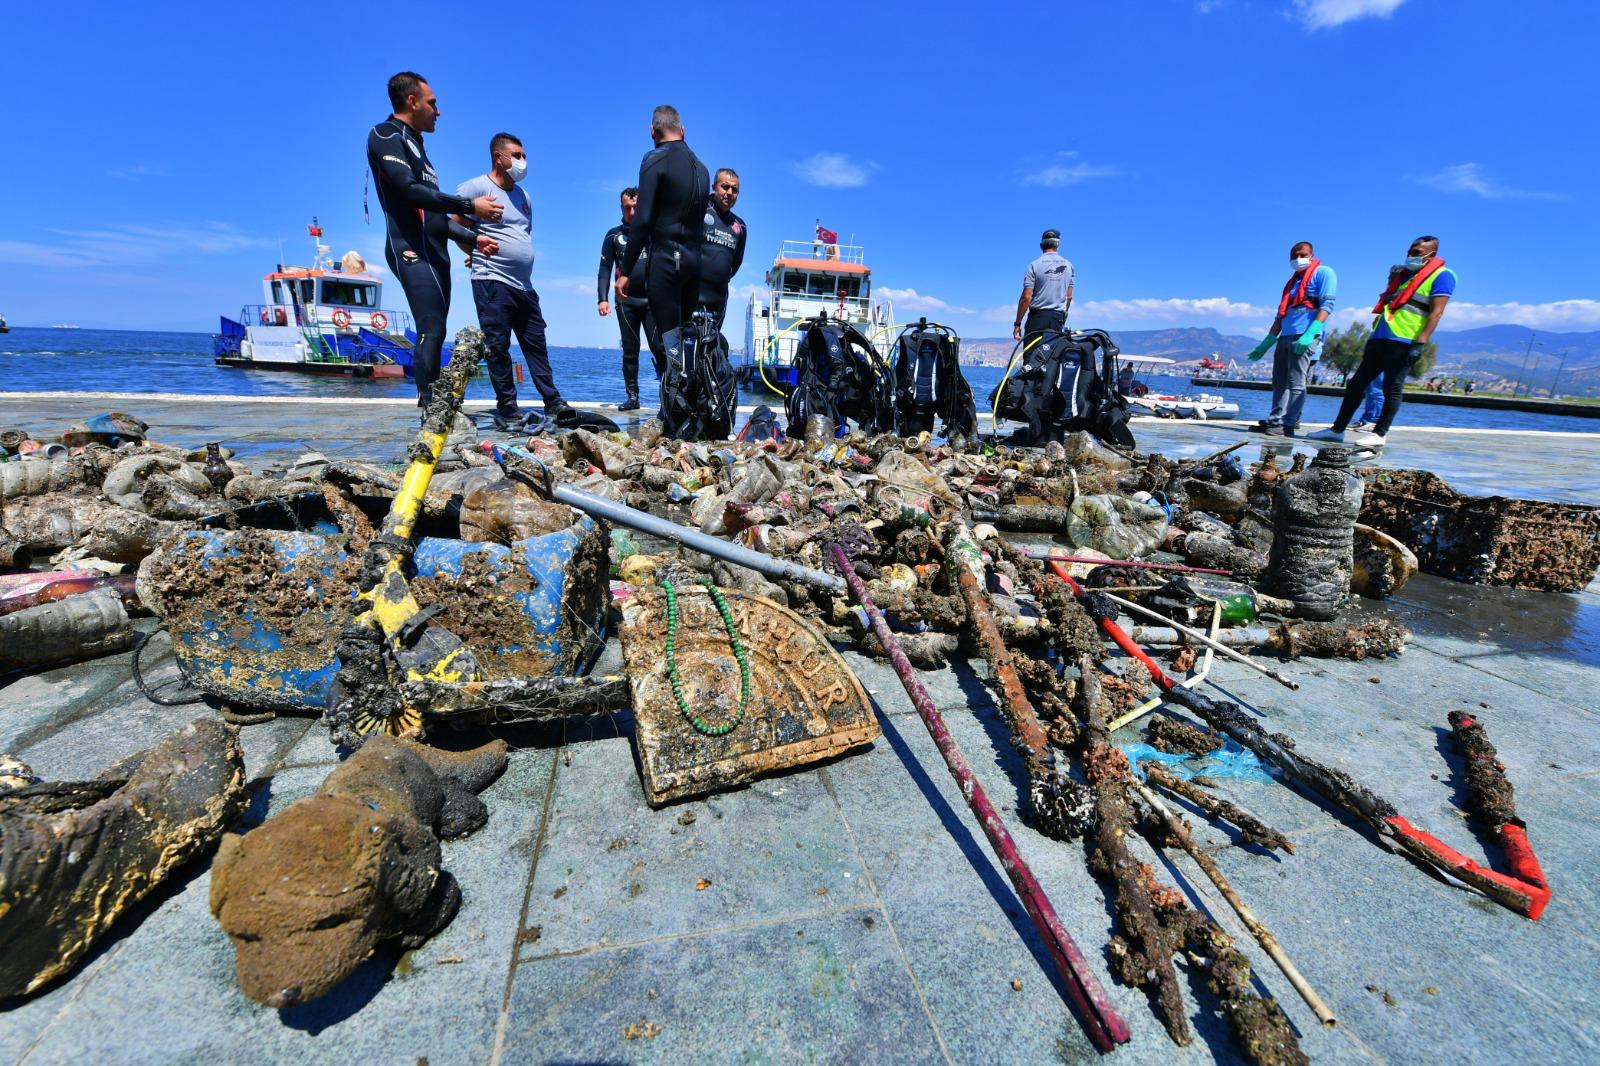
[
  {"x1": 1361, "y1": 467, "x2": 1600, "y2": 592},
  {"x1": 1, "y1": 371, "x2": 1569, "y2": 1063}
]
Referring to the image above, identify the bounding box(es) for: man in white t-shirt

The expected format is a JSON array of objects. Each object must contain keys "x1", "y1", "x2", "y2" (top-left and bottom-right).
[{"x1": 453, "y1": 132, "x2": 571, "y2": 424}]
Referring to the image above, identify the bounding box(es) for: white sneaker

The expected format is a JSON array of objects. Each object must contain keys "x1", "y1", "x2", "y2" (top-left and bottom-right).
[
  {"x1": 1349, "y1": 421, "x2": 1373, "y2": 432},
  {"x1": 1306, "y1": 428, "x2": 1345, "y2": 442},
  {"x1": 1351, "y1": 431, "x2": 1387, "y2": 447}
]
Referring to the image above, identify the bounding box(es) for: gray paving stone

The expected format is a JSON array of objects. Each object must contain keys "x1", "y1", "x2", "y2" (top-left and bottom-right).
[
  {"x1": 523, "y1": 734, "x2": 875, "y2": 959},
  {"x1": 502, "y1": 910, "x2": 944, "y2": 1065},
  {"x1": 13, "y1": 746, "x2": 554, "y2": 1066}
]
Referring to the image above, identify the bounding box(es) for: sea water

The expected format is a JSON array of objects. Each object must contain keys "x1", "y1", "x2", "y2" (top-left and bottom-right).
[{"x1": 0, "y1": 325, "x2": 1587, "y2": 435}]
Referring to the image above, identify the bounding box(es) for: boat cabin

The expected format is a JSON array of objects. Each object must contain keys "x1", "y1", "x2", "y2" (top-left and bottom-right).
[{"x1": 767, "y1": 241, "x2": 873, "y2": 324}]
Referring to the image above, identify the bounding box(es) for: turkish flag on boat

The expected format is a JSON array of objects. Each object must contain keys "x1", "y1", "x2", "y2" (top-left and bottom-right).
[
  {"x1": 307, "y1": 224, "x2": 323, "y2": 238},
  {"x1": 816, "y1": 224, "x2": 838, "y2": 244}
]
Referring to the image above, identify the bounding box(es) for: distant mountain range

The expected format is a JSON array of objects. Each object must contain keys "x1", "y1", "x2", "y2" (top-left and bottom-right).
[{"x1": 960, "y1": 324, "x2": 1600, "y2": 396}]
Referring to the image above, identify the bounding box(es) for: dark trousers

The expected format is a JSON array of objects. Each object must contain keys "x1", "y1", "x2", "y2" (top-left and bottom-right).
[
  {"x1": 1333, "y1": 337, "x2": 1415, "y2": 435},
  {"x1": 645, "y1": 240, "x2": 702, "y2": 338},
  {"x1": 1023, "y1": 307, "x2": 1066, "y2": 339},
  {"x1": 391, "y1": 247, "x2": 451, "y2": 406},
  {"x1": 472, "y1": 279, "x2": 561, "y2": 413},
  {"x1": 616, "y1": 301, "x2": 664, "y2": 392}
]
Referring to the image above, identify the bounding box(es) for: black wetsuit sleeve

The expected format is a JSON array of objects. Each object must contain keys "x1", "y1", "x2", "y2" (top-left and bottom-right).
[
  {"x1": 619, "y1": 155, "x2": 659, "y2": 276},
  {"x1": 447, "y1": 219, "x2": 478, "y2": 246},
  {"x1": 599, "y1": 228, "x2": 618, "y2": 302},
  {"x1": 367, "y1": 125, "x2": 475, "y2": 215},
  {"x1": 732, "y1": 217, "x2": 747, "y2": 277}
]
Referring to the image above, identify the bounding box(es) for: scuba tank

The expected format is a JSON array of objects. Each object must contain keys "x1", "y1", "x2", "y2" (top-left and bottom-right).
[{"x1": 1267, "y1": 446, "x2": 1365, "y2": 620}]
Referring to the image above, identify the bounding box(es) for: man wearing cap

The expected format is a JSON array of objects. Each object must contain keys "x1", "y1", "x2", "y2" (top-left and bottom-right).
[{"x1": 1013, "y1": 230, "x2": 1075, "y2": 341}]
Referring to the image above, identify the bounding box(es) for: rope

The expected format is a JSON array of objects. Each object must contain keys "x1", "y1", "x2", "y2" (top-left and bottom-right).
[
  {"x1": 131, "y1": 630, "x2": 207, "y2": 707},
  {"x1": 660, "y1": 578, "x2": 750, "y2": 736}
]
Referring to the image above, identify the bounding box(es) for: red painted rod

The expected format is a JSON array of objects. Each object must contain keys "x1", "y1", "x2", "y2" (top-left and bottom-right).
[
  {"x1": 827, "y1": 544, "x2": 1130, "y2": 1052},
  {"x1": 1015, "y1": 547, "x2": 1232, "y2": 577}
]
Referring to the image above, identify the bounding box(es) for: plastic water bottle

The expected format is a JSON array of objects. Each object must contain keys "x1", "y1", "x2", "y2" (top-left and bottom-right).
[{"x1": 1267, "y1": 446, "x2": 1365, "y2": 620}]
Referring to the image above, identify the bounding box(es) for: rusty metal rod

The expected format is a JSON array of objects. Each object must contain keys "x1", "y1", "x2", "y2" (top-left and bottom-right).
[
  {"x1": 1131, "y1": 779, "x2": 1337, "y2": 1028},
  {"x1": 826, "y1": 542, "x2": 1130, "y2": 1053},
  {"x1": 945, "y1": 521, "x2": 1061, "y2": 803},
  {"x1": 1013, "y1": 547, "x2": 1233, "y2": 577}
]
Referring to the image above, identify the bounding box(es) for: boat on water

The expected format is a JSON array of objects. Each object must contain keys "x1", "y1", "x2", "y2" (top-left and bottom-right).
[
  {"x1": 1119, "y1": 355, "x2": 1239, "y2": 418},
  {"x1": 0, "y1": 313, "x2": 9, "y2": 334},
  {"x1": 212, "y1": 219, "x2": 411, "y2": 379},
  {"x1": 738, "y1": 230, "x2": 895, "y2": 394}
]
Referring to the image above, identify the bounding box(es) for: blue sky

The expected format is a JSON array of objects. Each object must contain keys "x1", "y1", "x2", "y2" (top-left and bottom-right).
[{"x1": 2, "y1": 0, "x2": 1596, "y2": 346}]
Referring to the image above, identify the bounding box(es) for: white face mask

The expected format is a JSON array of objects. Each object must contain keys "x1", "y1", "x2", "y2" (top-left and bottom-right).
[
  {"x1": 1405, "y1": 253, "x2": 1430, "y2": 269},
  {"x1": 1292, "y1": 256, "x2": 1312, "y2": 270},
  {"x1": 505, "y1": 156, "x2": 527, "y2": 182}
]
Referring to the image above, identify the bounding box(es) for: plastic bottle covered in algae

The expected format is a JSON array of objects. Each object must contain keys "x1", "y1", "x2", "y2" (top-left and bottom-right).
[{"x1": 1267, "y1": 446, "x2": 1365, "y2": 620}]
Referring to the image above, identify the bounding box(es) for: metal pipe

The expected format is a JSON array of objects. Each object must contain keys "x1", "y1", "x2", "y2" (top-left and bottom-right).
[
  {"x1": 1100, "y1": 590, "x2": 1300, "y2": 690},
  {"x1": 487, "y1": 444, "x2": 847, "y2": 594},
  {"x1": 825, "y1": 543, "x2": 1130, "y2": 1053}
]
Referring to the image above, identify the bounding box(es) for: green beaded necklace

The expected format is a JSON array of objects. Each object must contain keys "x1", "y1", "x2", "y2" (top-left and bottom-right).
[{"x1": 659, "y1": 578, "x2": 752, "y2": 737}]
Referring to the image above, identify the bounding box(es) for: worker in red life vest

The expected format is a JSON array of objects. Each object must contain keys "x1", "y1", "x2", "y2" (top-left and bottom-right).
[
  {"x1": 1246, "y1": 241, "x2": 1336, "y2": 437},
  {"x1": 1311, "y1": 235, "x2": 1456, "y2": 448}
]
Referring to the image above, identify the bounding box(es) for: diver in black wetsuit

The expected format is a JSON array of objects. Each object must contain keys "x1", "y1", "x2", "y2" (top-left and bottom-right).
[
  {"x1": 699, "y1": 167, "x2": 747, "y2": 334},
  {"x1": 597, "y1": 187, "x2": 662, "y2": 410},
  {"x1": 366, "y1": 71, "x2": 503, "y2": 407},
  {"x1": 615, "y1": 105, "x2": 710, "y2": 342}
]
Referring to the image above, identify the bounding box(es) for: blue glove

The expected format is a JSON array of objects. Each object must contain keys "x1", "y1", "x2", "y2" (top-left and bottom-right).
[
  {"x1": 1247, "y1": 334, "x2": 1278, "y2": 361},
  {"x1": 1292, "y1": 319, "x2": 1325, "y2": 356}
]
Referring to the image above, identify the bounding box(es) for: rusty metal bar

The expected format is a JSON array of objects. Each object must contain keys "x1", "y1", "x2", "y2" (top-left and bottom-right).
[
  {"x1": 826, "y1": 542, "x2": 1130, "y2": 1053},
  {"x1": 945, "y1": 520, "x2": 1080, "y2": 836}
]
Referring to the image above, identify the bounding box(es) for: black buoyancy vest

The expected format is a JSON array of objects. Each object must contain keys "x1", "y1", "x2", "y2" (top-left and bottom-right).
[
  {"x1": 893, "y1": 324, "x2": 977, "y2": 439},
  {"x1": 659, "y1": 316, "x2": 737, "y2": 441},
  {"x1": 785, "y1": 319, "x2": 894, "y2": 438},
  {"x1": 990, "y1": 328, "x2": 1134, "y2": 448}
]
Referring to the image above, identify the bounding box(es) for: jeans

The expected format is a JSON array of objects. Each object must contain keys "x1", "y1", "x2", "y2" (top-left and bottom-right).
[
  {"x1": 1264, "y1": 333, "x2": 1317, "y2": 432},
  {"x1": 1359, "y1": 374, "x2": 1385, "y2": 424},
  {"x1": 471, "y1": 280, "x2": 561, "y2": 414},
  {"x1": 1333, "y1": 338, "x2": 1416, "y2": 435}
]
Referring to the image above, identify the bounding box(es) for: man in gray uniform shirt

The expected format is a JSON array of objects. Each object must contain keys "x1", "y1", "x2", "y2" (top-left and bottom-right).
[
  {"x1": 1012, "y1": 228, "x2": 1076, "y2": 341},
  {"x1": 454, "y1": 132, "x2": 571, "y2": 424}
]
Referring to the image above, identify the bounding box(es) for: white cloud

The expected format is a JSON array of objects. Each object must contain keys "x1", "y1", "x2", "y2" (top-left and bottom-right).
[
  {"x1": 1416, "y1": 162, "x2": 1564, "y2": 201},
  {"x1": 877, "y1": 287, "x2": 975, "y2": 315},
  {"x1": 1021, "y1": 163, "x2": 1118, "y2": 187},
  {"x1": 0, "y1": 222, "x2": 273, "y2": 268},
  {"x1": 1074, "y1": 296, "x2": 1270, "y2": 321},
  {"x1": 0, "y1": 240, "x2": 84, "y2": 268},
  {"x1": 1436, "y1": 299, "x2": 1600, "y2": 330},
  {"x1": 792, "y1": 152, "x2": 875, "y2": 188},
  {"x1": 1196, "y1": 1, "x2": 1225, "y2": 13},
  {"x1": 1293, "y1": 0, "x2": 1406, "y2": 29}
]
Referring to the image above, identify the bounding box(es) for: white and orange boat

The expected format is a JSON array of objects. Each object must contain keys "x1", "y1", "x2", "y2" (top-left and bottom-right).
[
  {"x1": 212, "y1": 219, "x2": 409, "y2": 378},
  {"x1": 739, "y1": 228, "x2": 895, "y2": 393}
]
